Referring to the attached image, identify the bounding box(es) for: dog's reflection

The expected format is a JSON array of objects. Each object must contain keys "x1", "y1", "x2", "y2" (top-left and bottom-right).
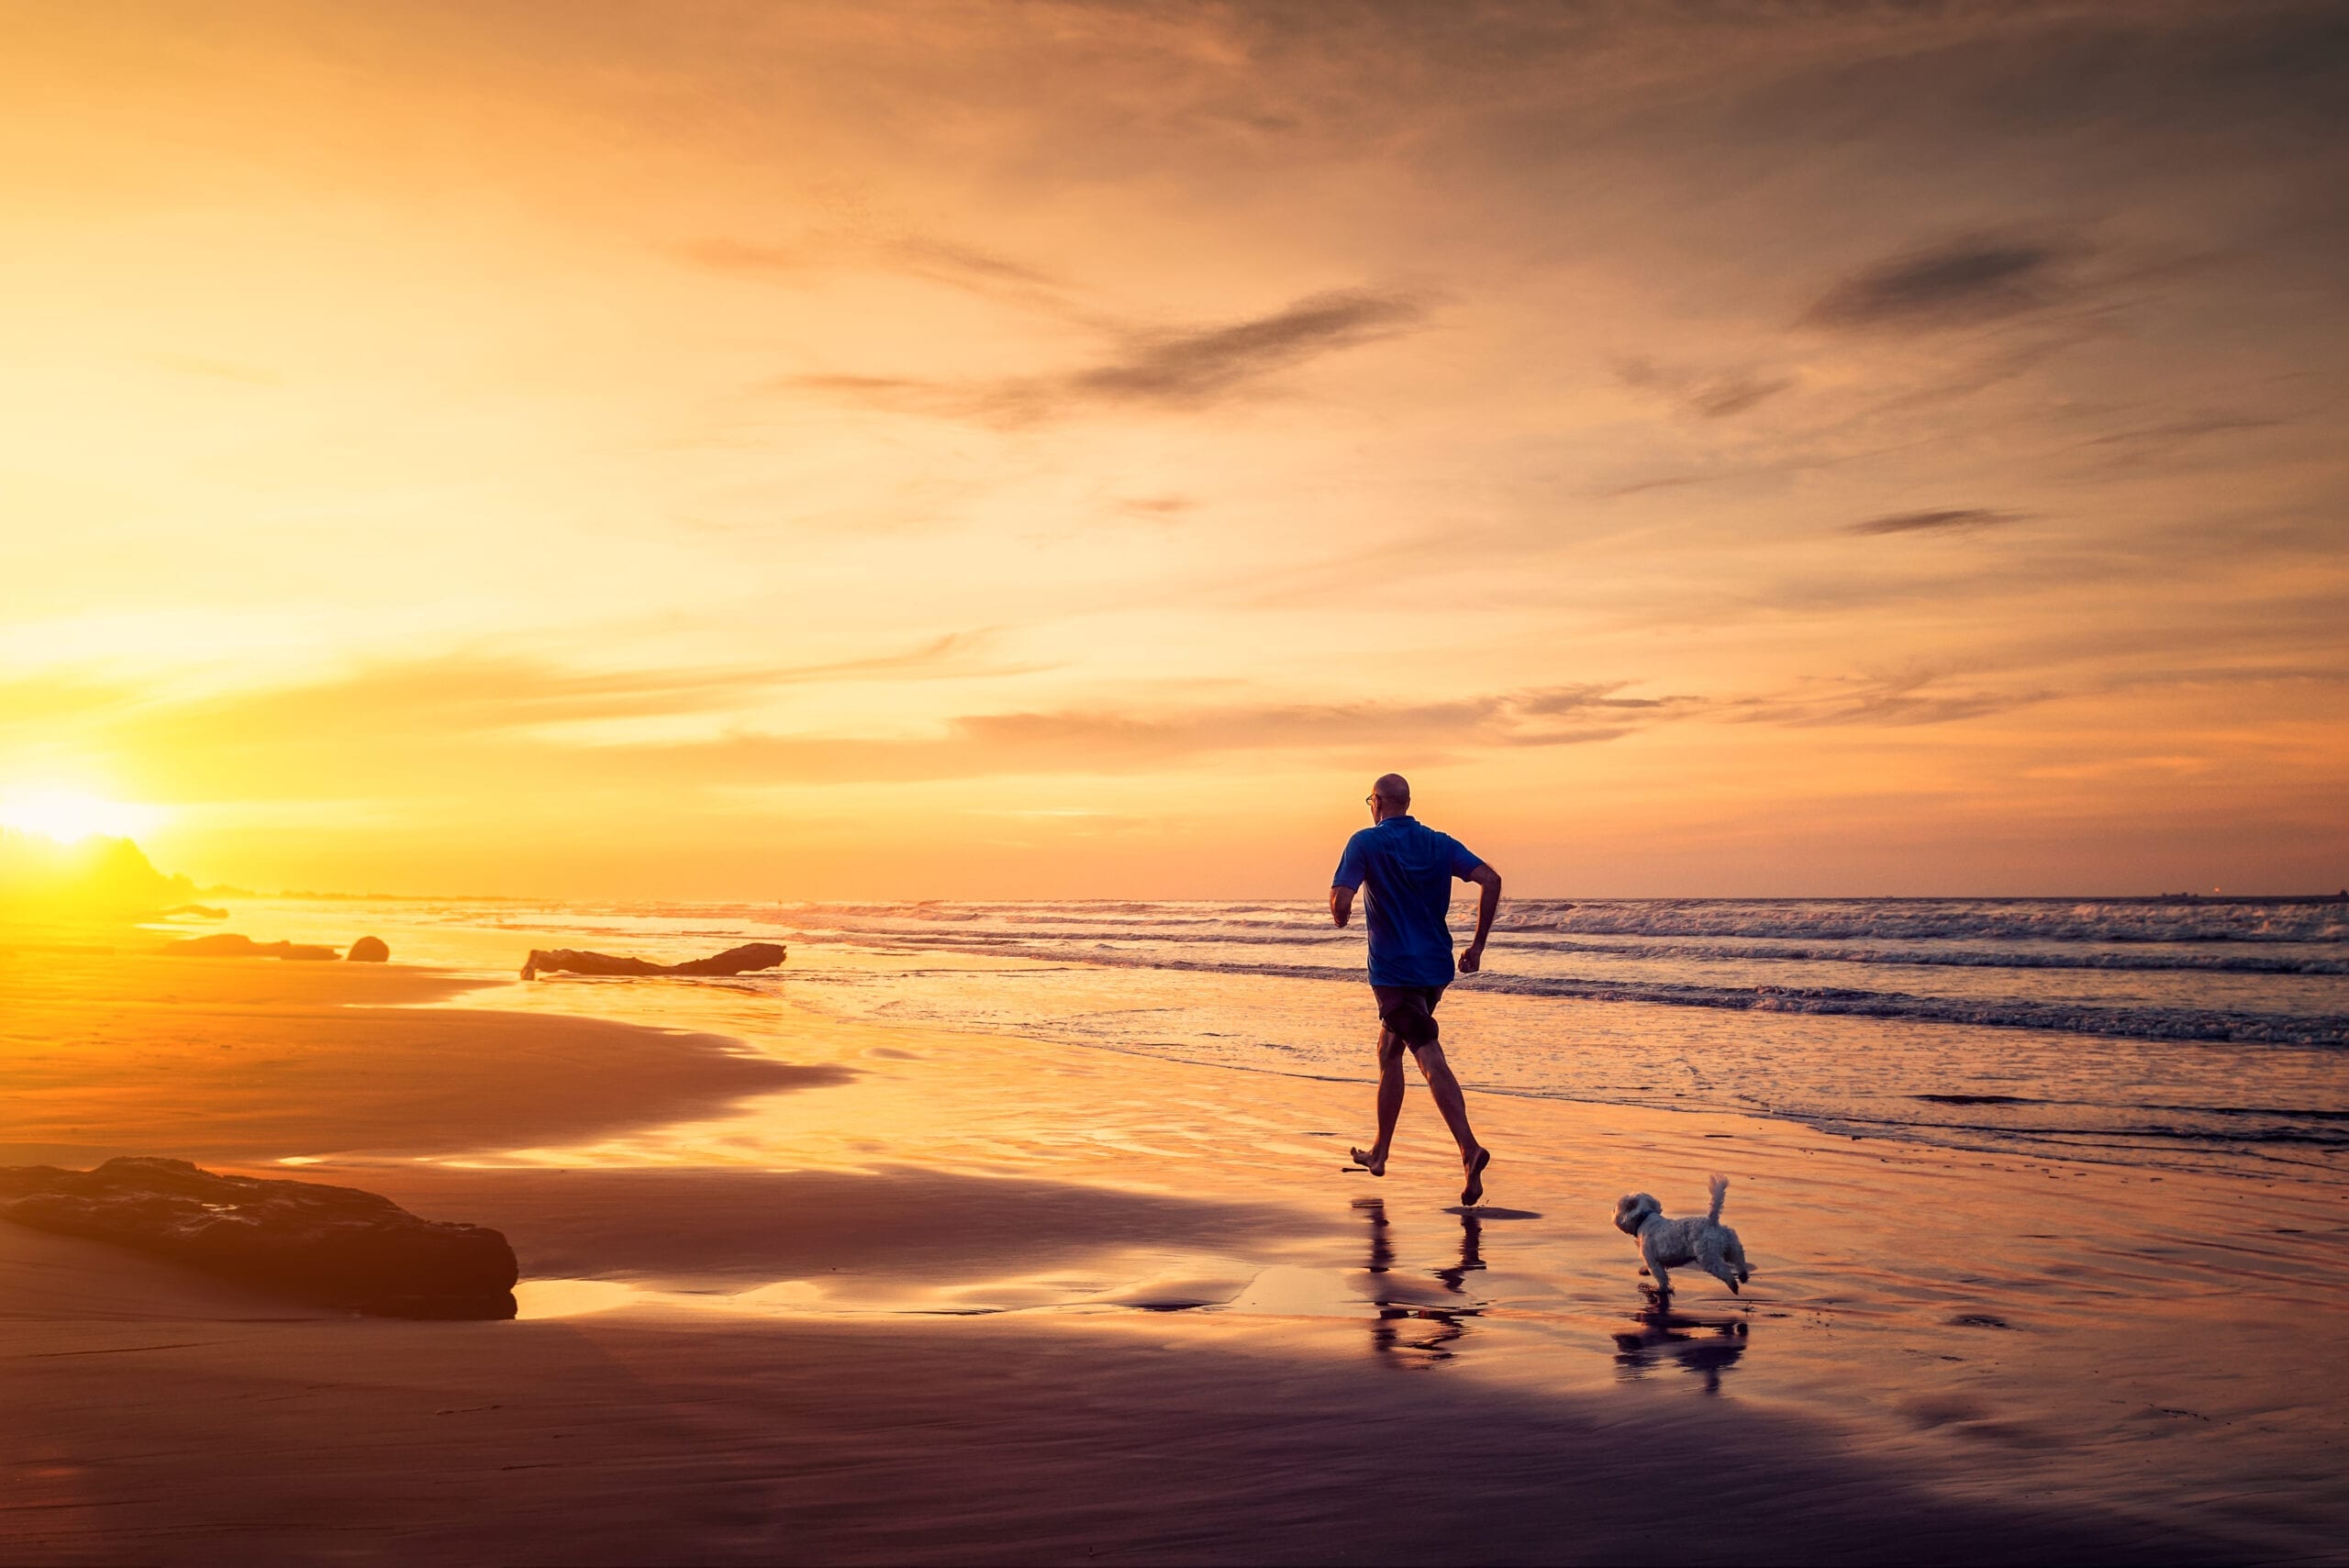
[
  {"x1": 1356, "y1": 1199, "x2": 1484, "y2": 1365},
  {"x1": 1613, "y1": 1304, "x2": 1751, "y2": 1395}
]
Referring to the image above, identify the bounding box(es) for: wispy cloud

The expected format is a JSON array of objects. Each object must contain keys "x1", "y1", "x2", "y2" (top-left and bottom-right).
[
  {"x1": 1596, "y1": 439, "x2": 1938, "y2": 501},
  {"x1": 675, "y1": 238, "x2": 808, "y2": 274},
  {"x1": 111, "y1": 636, "x2": 1030, "y2": 750},
  {"x1": 774, "y1": 288, "x2": 1429, "y2": 425},
  {"x1": 1614, "y1": 358, "x2": 1792, "y2": 419},
  {"x1": 1071, "y1": 290, "x2": 1423, "y2": 405},
  {"x1": 0, "y1": 669, "x2": 143, "y2": 736},
  {"x1": 46, "y1": 644, "x2": 2196, "y2": 808},
  {"x1": 1720, "y1": 671, "x2": 2054, "y2": 728},
  {"x1": 2076, "y1": 414, "x2": 2290, "y2": 450},
  {"x1": 887, "y1": 237, "x2": 1062, "y2": 292},
  {"x1": 584, "y1": 681, "x2": 1690, "y2": 785},
  {"x1": 764, "y1": 631, "x2": 1038, "y2": 684},
  {"x1": 678, "y1": 233, "x2": 1066, "y2": 298},
  {"x1": 1116, "y1": 495, "x2": 1197, "y2": 521},
  {"x1": 579, "y1": 669, "x2": 2067, "y2": 784},
  {"x1": 72, "y1": 669, "x2": 1698, "y2": 795},
  {"x1": 1805, "y1": 234, "x2": 2085, "y2": 330},
  {"x1": 1842, "y1": 507, "x2": 2023, "y2": 538}
]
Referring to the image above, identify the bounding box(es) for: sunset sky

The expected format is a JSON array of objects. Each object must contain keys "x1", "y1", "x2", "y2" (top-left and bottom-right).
[{"x1": 4, "y1": 1, "x2": 2344, "y2": 898}]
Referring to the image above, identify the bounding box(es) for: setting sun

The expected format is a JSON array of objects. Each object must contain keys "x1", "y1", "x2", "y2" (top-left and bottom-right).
[{"x1": 0, "y1": 790, "x2": 161, "y2": 845}]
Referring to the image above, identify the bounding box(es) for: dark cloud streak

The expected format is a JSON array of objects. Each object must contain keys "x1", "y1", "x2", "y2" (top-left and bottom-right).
[
  {"x1": 1843, "y1": 507, "x2": 2022, "y2": 538},
  {"x1": 2077, "y1": 415, "x2": 2289, "y2": 450},
  {"x1": 1072, "y1": 290, "x2": 1423, "y2": 406},
  {"x1": 1805, "y1": 234, "x2": 2083, "y2": 330},
  {"x1": 773, "y1": 288, "x2": 1429, "y2": 425}
]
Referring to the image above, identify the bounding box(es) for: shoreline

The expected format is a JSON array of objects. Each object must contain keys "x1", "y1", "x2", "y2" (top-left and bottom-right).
[
  {"x1": 83, "y1": 892, "x2": 2349, "y2": 1187},
  {"x1": 4, "y1": 948, "x2": 2343, "y2": 1562}
]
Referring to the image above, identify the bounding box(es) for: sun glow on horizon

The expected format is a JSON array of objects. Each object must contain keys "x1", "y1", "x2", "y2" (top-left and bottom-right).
[{"x1": 0, "y1": 790, "x2": 164, "y2": 846}]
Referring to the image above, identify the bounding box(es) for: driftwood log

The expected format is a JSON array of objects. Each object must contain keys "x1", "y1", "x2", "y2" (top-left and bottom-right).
[{"x1": 520, "y1": 941, "x2": 786, "y2": 981}]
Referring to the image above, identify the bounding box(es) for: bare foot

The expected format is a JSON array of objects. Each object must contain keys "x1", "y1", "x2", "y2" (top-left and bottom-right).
[
  {"x1": 1348, "y1": 1147, "x2": 1387, "y2": 1177},
  {"x1": 1460, "y1": 1146, "x2": 1491, "y2": 1206}
]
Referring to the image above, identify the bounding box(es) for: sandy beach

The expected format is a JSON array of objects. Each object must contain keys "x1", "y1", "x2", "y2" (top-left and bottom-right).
[{"x1": 4, "y1": 941, "x2": 2342, "y2": 1564}]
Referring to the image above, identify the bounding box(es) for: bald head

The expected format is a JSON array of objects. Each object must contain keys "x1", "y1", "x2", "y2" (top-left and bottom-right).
[{"x1": 1372, "y1": 773, "x2": 1411, "y2": 810}]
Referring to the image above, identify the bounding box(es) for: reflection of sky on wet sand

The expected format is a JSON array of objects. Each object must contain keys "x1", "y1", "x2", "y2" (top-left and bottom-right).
[{"x1": 208, "y1": 902, "x2": 2349, "y2": 1548}]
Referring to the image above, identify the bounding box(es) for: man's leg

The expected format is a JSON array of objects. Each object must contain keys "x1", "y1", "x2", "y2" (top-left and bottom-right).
[
  {"x1": 1411, "y1": 1044, "x2": 1490, "y2": 1202},
  {"x1": 1353, "y1": 1031, "x2": 1408, "y2": 1176},
  {"x1": 1410, "y1": 1044, "x2": 1479, "y2": 1157}
]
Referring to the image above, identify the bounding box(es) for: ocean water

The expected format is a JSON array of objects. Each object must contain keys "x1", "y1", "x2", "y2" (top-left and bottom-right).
[{"x1": 230, "y1": 894, "x2": 2349, "y2": 1185}]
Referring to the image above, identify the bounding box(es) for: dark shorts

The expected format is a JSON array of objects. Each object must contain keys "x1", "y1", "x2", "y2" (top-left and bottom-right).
[{"x1": 1371, "y1": 984, "x2": 1446, "y2": 1052}]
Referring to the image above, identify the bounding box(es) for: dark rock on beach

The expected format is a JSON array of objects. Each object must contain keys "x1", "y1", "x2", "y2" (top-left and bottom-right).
[
  {"x1": 161, "y1": 933, "x2": 340, "y2": 962},
  {"x1": 0, "y1": 1157, "x2": 518, "y2": 1318},
  {"x1": 522, "y1": 941, "x2": 786, "y2": 981},
  {"x1": 346, "y1": 935, "x2": 391, "y2": 962}
]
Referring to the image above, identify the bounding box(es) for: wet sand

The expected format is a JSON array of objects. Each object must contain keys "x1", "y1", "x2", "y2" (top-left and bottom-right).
[
  {"x1": 3, "y1": 948, "x2": 2343, "y2": 1562},
  {"x1": 0, "y1": 953, "x2": 841, "y2": 1166}
]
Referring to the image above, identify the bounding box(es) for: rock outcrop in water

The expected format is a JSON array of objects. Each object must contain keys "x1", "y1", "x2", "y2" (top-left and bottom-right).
[
  {"x1": 0, "y1": 1158, "x2": 517, "y2": 1318},
  {"x1": 161, "y1": 933, "x2": 340, "y2": 961},
  {"x1": 0, "y1": 829, "x2": 197, "y2": 917},
  {"x1": 346, "y1": 935, "x2": 390, "y2": 962},
  {"x1": 521, "y1": 941, "x2": 786, "y2": 981}
]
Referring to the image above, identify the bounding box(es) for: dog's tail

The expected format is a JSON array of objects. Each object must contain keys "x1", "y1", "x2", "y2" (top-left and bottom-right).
[{"x1": 1707, "y1": 1173, "x2": 1729, "y2": 1222}]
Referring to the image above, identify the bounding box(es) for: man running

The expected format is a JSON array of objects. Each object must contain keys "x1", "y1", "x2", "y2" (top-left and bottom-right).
[{"x1": 1330, "y1": 773, "x2": 1502, "y2": 1205}]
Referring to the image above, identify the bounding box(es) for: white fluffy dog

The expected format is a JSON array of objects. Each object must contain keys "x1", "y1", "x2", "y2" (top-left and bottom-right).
[{"x1": 1613, "y1": 1175, "x2": 1752, "y2": 1296}]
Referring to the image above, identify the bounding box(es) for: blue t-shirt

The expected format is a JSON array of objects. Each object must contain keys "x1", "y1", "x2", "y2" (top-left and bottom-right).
[{"x1": 1332, "y1": 816, "x2": 1485, "y2": 987}]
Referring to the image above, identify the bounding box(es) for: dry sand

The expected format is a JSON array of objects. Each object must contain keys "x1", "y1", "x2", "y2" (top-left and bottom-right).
[{"x1": 3, "y1": 947, "x2": 2341, "y2": 1563}]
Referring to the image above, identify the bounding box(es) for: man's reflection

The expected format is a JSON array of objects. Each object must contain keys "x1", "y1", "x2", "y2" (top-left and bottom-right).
[
  {"x1": 1437, "y1": 1210, "x2": 1484, "y2": 1291},
  {"x1": 1357, "y1": 1199, "x2": 1483, "y2": 1364}
]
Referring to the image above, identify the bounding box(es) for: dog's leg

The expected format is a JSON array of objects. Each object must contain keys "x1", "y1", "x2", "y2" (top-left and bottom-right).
[
  {"x1": 1691, "y1": 1233, "x2": 1740, "y2": 1294},
  {"x1": 1727, "y1": 1233, "x2": 1752, "y2": 1284},
  {"x1": 1642, "y1": 1238, "x2": 1672, "y2": 1297}
]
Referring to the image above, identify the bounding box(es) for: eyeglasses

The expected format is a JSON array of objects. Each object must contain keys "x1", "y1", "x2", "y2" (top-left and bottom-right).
[{"x1": 1364, "y1": 795, "x2": 1382, "y2": 808}]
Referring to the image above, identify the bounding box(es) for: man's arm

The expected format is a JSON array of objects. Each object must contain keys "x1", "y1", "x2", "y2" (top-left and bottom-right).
[
  {"x1": 1456, "y1": 862, "x2": 1501, "y2": 973},
  {"x1": 1331, "y1": 831, "x2": 1365, "y2": 928}
]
